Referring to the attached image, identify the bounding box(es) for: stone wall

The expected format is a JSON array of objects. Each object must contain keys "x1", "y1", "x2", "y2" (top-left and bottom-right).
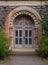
[{"x1": 0, "y1": 5, "x2": 45, "y2": 28}]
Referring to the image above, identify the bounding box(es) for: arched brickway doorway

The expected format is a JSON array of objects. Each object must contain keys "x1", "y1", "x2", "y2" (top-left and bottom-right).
[{"x1": 5, "y1": 7, "x2": 41, "y2": 51}]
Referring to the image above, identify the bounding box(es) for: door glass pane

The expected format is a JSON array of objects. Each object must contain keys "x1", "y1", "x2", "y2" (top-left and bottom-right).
[
  {"x1": 15, "y1": 30, "x2": 18, "y2": 36},
  {"x1": 29, "y1": 30, "x2": 32, "y2": 37},
  {"x1": 29, "y1": 38, "x2": 32, "y2": 44},
  {"x1": 19, "y1": 38, "x2": 22, "y2": 44},
  {"x1": 25, "y1": 38, "x2": 28, "y2": 45},
  {"x1": 15, "y1": 38, "x2": 18, "y2": 44},
  {"x1": 19, "y1": 30, "x2": 22, "y2": 37},
  {"x1": 25, "y1": 30, "x2": 28, "y2": 37}
]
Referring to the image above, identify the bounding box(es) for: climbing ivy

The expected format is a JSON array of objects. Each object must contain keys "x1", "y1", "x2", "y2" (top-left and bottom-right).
[{"x1": 38, "y1": 4, "x2": 48, "y2": 57}]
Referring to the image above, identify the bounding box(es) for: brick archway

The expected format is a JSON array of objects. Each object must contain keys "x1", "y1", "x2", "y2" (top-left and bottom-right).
[
  {"x1": 5, "y1": 6, "x2": 41, "y2": 49},
  {"x1": 5, "y1": 6, "x2": 41, "y2": 34}
]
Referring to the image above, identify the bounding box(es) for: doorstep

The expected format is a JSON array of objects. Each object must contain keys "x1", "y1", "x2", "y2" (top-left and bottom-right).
[{"x1": 9, "y1": 48, "x2": 37, "y2": 56}]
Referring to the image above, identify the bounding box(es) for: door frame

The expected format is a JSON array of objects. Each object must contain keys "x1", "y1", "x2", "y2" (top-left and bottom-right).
[{"x1": 13, "y1": 15, "x2": 34, "y2": 48}]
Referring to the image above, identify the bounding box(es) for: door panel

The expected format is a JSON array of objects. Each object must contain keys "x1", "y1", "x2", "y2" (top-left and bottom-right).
[
  {"x1": 15, "y1": 38, "x2": 18, "y2": 44},
  {"x1": 25, "y1": 38, "x2": 28, "y2": 45},
  {"x1": 29, "y1": 38, "x2": 32, "y2": 44},
  {"x1": 29, "y1": 30, "x2": 32, "y2": 37},
  {"x1": 15, "y1": 30, "x2": 18, "y2": 36},
  {"x1": 24, "y1": 29, "x2": 32, "y2": 47},
  {"x1": 15, "y1": 29, "x2": 23, "y2": 47},
  {"x1": 14, "y1": 16, "x2": 33, "y2": 48},
  {"x1": 25, "y1": 30, "x2": 28, "y2": 37},
  {"x1": 19, "y1": 38, "x2": 22, "y2": 44},
  {"x1": 19, "y1": 30, "x2": 22, "y2": 37}
]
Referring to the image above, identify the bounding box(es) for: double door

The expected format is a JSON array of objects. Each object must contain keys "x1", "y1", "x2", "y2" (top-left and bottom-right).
[
  {"x1": 14, "y1": 16, "x2": 33, "y2": 48},
  {"x1": 14, "y1": 28, "x2": 32, "y2": 47}
]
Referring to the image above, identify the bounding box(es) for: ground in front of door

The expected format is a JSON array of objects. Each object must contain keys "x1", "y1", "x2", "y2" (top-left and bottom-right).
[{"x1": 0, "y1": 56, "x2": 48, "y2": 65}]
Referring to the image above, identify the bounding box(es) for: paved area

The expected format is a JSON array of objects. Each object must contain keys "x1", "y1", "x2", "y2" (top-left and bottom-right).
[{"x1": 0, "y1": 56, "x2": 48, "y2": 65}]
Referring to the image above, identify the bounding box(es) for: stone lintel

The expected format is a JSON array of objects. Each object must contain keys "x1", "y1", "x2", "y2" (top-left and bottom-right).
[{"x1": 0, "y1": 1, "x2": 47, "y2": 6}]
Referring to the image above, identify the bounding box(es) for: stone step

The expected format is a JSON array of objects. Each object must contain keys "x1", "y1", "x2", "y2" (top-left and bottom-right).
[{"x1": 9, "y1": 48, "x2": 38, "y2": 56}]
